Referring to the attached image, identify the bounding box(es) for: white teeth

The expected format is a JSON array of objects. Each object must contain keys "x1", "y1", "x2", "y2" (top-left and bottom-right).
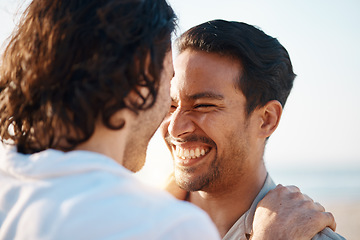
[
  {"x1": 190, "y1": 149, "x2": 195, "y2": 158},
  {"x1": 195, "y1": 148, "x2": 200, "y2": 158},
  {"x1": 179, "y1": 148, "x2": 183, "y2": 156},
  {"x1": 175, "y1": 146, "x2": 209, "y2": 160},
  {"x1": 184, "y1": 149, "x2": 190, "y2": 158}
]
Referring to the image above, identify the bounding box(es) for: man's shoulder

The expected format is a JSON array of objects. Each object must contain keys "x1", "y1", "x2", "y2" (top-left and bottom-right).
[
  {"x1": 0, "y1": 148, "x2": 219, "y2": 239},
  {"x1": 313, "y1": 227, "x2": 346, "y2": 240},
  {"x1": 1, "y1": 169, "x2": 218, "y2": 239},
  {"x1": 53, "y1": 177, "x2": 220, "y2": 239}
]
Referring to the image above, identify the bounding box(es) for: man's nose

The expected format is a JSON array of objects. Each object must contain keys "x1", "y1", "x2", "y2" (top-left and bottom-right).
[{"x1": 168, "y1": 108, "x2": 196, "y2": 138}]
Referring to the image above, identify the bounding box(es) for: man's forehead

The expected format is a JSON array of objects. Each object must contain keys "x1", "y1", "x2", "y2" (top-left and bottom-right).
[
  {"x1": 171, "y1": 49, "x2": 244, "y2": 103},
  {"x1": 169, "y1": 71, "x2": 224, "y2": 96}
]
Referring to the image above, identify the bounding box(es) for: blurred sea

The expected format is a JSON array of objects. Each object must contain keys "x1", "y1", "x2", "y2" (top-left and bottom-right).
[
  {"x1": 267, "y1": 164, "x2": 360, "y2": 204},
  {"x1": 266, "y1": 164, "x2": 360, "y2": 239}
]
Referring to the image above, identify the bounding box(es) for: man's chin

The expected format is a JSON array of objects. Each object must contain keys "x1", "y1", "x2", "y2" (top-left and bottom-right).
[{"x1": 174, "y1": 170, "x2": 207, "y2": 192}]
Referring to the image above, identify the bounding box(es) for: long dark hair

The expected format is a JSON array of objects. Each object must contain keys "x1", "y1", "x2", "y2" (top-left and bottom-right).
[{"x1": 0, "y1": 0, "x2": 177, "y2": 153}]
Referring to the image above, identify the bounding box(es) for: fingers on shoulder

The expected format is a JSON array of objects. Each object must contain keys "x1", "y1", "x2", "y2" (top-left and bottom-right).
[
  {"x1": 321, "y1": 211, "x2": 337, "y2": 231},
  {"x1": 269, "y1": 184, "x2": 301, "y2": 197}
]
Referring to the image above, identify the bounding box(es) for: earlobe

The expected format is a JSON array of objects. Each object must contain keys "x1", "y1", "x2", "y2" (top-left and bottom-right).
[
  {"x1": 108, "y1": 110, "x2": 127, "y2": 129},
  {"x1": 259, "y1": 100, "x2": 283, "y2": 138},
  {"x1": 108, "y1": 107, "x2": 138, "y2": 130}
]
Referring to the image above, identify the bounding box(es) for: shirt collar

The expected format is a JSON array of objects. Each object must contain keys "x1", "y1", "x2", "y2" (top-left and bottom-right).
[{"x1": 244, "y1": 173, "x2": 277, "y2": 237}]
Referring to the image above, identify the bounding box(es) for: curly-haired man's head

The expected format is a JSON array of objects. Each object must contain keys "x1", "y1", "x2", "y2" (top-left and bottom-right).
[{"x1": 0, "y1": 0, "x2": 177, "y2": 154}]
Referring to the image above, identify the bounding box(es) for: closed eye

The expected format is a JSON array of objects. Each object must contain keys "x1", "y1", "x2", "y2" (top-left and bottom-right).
[
  {"x1": 169, "y1": 104, "x2": 177, "y2": 113},
  {"x1": 194, "y1": 104, "x2": 216, "y2": 109}
]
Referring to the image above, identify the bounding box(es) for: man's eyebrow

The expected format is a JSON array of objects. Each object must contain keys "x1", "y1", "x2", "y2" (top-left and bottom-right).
[
  {"x1": 188, "y1": 92, "x2": 224, "y2": 100},
  {"x1": 171, "y1": 92, "x2": 224, "y2": 103}
]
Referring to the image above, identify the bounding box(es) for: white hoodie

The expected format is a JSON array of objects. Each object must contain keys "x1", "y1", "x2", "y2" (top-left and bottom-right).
[{"x1": 0, "y1": 146, "x2": 220, "y2": 240}]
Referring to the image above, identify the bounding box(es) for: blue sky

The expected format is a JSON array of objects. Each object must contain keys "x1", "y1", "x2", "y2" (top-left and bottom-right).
[{"x1": 1, "y1": 0, "x2": 359, "y2": 185}]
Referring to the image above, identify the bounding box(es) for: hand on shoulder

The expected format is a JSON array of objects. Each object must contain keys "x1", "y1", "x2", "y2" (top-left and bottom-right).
[{"x1": 251, "y1": 184, "x2": 336, "y2": 240}]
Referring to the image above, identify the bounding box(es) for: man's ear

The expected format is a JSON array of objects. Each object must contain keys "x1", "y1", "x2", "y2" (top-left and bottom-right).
[{"x1": 258, "y1": 100, "x2": 283, "y2": 138}]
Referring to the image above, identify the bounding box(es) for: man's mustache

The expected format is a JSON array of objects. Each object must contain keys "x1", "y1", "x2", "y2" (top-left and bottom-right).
[{"x1": 164, "y1": 134, "x2": 216, "y2": 147}]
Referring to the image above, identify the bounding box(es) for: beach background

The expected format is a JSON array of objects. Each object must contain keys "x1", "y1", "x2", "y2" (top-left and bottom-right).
[{"x1": 1, "y1": 0, "x2": 359, "y2": 239}]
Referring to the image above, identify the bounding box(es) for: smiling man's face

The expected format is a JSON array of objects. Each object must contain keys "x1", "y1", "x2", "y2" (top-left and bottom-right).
[{"x1": 160, "y1": 49, "x2": 261, "y2": 192}]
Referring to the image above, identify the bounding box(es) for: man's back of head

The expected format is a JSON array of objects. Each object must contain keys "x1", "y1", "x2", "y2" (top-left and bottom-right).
[{"x1": 0, "y1": 0, "x2": 176, "y2": 154}]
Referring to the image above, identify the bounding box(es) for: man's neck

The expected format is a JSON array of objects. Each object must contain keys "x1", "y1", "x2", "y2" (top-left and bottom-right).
[
  {"x1": 188, "y1": 166, "x2": 267, "y2": 238},
  {"x1": 74, "y1": 119, "x2": 130, "y2": 166}
]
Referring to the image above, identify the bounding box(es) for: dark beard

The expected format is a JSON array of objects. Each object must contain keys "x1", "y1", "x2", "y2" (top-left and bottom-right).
[{"x1": 174, "y1": 153, "x2": 220, "y2": 192}]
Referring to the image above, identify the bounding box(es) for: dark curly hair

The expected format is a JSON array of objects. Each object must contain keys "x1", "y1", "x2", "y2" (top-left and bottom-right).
[
  {"x1": 0, "y1": 0, "x2": 177, "y2": 154},
  {"x1": 177, "y1": 20, "x2": 296, "y2": 115}
]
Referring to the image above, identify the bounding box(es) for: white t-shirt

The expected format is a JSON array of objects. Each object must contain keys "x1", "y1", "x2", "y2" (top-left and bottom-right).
[{"x1": 0, "y1": 147, "x2": 220, "y2": 240}]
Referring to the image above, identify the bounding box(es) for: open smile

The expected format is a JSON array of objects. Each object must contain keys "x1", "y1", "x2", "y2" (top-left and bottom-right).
[
  {"x1": 171, "y1": 144, "x2": 212, "y2": 167},
  {"x1": 174, "y1": 146, "x2": 210, "y2": 159}
]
